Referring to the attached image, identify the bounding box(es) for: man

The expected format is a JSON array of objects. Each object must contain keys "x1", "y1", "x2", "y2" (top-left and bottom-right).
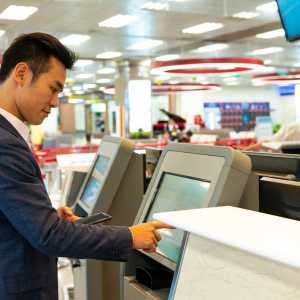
[
  {"x1": 245, "y1": 122, "x2": 300, "y2": 151},
  {"x1": 0, "y1": 32, "x2": 171, "y2": 299}
]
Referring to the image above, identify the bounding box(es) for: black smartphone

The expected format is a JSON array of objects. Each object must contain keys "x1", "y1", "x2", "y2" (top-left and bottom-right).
[{"x1": 76, "y1": 211, "x2": 112, "y2": 225}]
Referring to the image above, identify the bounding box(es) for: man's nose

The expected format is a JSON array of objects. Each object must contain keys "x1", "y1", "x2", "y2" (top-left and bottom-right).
[{"x1": 50, "y1": 94, "x2": 59, "y2": 107}]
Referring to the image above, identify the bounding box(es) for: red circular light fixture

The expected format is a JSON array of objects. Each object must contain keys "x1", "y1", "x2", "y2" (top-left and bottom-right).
[
  {"x1": 151, "y1": 57, "x2": 267, "y2": 76},
  {"x1": 253, "y1": 71, "x2": 300, "y2": 85},
  {"x1": 152, "y1": 82, "x2": 220, "y2": 94}
]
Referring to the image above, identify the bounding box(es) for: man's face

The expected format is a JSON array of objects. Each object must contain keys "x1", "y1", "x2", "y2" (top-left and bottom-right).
[{"x1": 15, "y1": 56, "x2": 66, "y2": 125}]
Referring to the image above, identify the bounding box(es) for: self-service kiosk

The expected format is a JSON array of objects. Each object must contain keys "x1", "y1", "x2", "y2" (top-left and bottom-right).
[
  {"x1": 72, "y1": 136, "x2": 145, "y2": 300},
  {"x1": 123, "y1": 143, "x2": 251, "y2": 300}
]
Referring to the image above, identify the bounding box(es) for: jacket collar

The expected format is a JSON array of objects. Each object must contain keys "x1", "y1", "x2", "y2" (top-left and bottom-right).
[{"x1": 0, "y1": 114, "x2": 30, "y2": 148}]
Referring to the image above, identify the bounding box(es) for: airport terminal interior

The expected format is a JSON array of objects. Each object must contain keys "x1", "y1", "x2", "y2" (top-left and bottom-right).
[{"x1": 2, "y1": 0, "x2": 300, "y2": 299}]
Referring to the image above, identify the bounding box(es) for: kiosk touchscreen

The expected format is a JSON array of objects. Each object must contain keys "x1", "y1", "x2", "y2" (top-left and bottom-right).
[
  {"x1": 145, "y1": 173, "x2": 210, "y2": 263},
  {"x1": 123, "y1": 143, "x2": 251, "y2": 300},
  {"x1": 71, "y1": 136, "x2": 145, "y2": 300},
  {"x1": 73, "y1": 136, "x2": 133, "y2": 217}
]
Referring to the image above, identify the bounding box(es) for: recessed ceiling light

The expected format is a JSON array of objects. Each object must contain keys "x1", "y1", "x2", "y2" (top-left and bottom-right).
[
  {"x1": 253, "y1": 82, "x2": 266, "y2": 86},
  {"x1": 96, "y1": 51, "x2": 122, "y2": 59},
  {"x1": 155, "y1": 75, "x2": 171, "y2": 81},
  {"x1": 223, "y1": 77, "x2": 238, "y2": 82},
  {"x1": 97, "y1": 67, "x2": 115, "y2": 74},
  {"x1": 96, "y1": 78, "x2": 112, "y2": 84},
  {"x1": 232, "y1": 11, "x2": 259, "y2": 19},
  {"x1": 256, "y1": 1, "x2": 278, "y2": 13},
  {"x1": 75, "y1": 73, "x2": 94, "y2": 80},
  {"x1": 98, "y1": 14, "x2": 137, "y2": 28},
  {"x1": 182, "y1": 22, "x2": 224, "y2": 34},
  {"x1": 264, "y1": 59, "x2": 272, "y2": 65},
  {"x1": 74, "y1": 59, "x2": 94, "y2": 67},
  {"x1": 60, "y1": 34, "x2": 91, "y2": 46},
  {"x1": 155, "y1": 54, "x2": 180, "y2": 61},
  {"x1": 128, "y1": 39, "x2": 164, "y2": 50},
  {"x1": 169, "y1": 80, "x2": 179, "y2": 84},
  {"x1": 142, "y1": 2, "x2": 169, "y2": 11},
  {"x1": 0, "y1": 5, "x2": 38, "y2": 20},
  {"x1": 256, "y1": 29, "x2": 285, "y2": 39},
  {"x1": 140, "y1": 59, "x2": 152, "y2": 66},
  {"x1": 193, "y1": 43, "x2": 229, "y2": 53},
  {"x1": 250, "y1": 47, "x2": 284, "y2": 55}
]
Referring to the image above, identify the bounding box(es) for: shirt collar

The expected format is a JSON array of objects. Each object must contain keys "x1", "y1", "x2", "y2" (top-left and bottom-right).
[{"x1": 0, "y1": 107, "x2": 30, "y2": 147}]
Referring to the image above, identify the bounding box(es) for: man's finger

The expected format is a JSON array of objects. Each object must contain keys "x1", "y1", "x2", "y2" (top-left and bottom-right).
[
  {"x1": 153, "y1": 230, "x2": 161, "y2": 242},
  {"x1": 151, "y1": 221, "x2": 175, "y2": 230}
]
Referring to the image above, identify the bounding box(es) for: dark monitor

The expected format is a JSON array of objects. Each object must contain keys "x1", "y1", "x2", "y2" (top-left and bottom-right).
[
  {"x1": 65, "y1": 171, "x2": 87, "y2": 207},
  {"x1": 259, "y1": 177, "x2": 300, "y2": 220},
  {"x1": 281, "y1": 143, "x2": 300, "y2": 154},
  {"x1": 145, "y1": 172, "x2": 210, "y2": 264},
  {"x1": 244, "y1": 151, "x2": 300, "y2": 179},
  {"x1": 276, "y1": 0, "x2": 300, "y2": 42}
]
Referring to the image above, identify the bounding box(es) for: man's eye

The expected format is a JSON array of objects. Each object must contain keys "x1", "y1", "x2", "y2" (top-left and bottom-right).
[{"x1": 50, "y1": 86, "x2": 58, "y2": 93}]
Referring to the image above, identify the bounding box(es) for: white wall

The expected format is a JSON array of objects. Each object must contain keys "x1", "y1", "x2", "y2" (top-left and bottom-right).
[{"x1": 177, "y1": 85, "x2": 298, "y2": 126}]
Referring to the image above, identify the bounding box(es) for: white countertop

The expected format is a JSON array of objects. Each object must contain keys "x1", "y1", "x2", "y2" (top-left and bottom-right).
[
  {"x1": 153, "y1": 206, "x2": 300, "y2": 269},
  {"x1": 56, "y1": 153, "x2": 96, "y2": 170}
]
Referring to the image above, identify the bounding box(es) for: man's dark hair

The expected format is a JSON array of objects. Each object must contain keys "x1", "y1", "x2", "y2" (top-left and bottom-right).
[{"x1": 0, "y1": 32, "x2": 76, "y2": 83}]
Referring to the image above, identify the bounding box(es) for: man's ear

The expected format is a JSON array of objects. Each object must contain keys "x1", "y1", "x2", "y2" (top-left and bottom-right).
[{"x1": 13, "y1": 62, "x2": 31, "y2": 86}]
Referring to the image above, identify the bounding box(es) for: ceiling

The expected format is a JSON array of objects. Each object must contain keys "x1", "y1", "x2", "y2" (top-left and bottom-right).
[{"x1": 0, "y1": 0, "x2": 298, "y2": 94}]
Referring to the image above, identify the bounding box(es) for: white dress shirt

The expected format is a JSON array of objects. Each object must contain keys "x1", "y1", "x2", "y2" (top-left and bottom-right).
[
  {"x1": 268, "y1": 123, "x2": 300, "y2": 142},
  {"x1": 0, "y1": 107, "x2": 30, "y2": 147}
]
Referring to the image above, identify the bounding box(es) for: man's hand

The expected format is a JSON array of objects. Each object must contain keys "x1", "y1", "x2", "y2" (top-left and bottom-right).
[
  {"x1": 129, "y1": 221, "x2": 174, "y2": 252},
  {"x1": 57, "y1": 206, "x2": 80, "y2": 223}
]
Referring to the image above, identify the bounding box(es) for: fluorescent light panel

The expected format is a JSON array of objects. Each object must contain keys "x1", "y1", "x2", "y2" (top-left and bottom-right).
[
  {"x1": 140, "y1": 59, "x2": 152, "y2": 66},
  {"x1": 75, "y1": 73, "x2": 94, "y2": 79},
  {"x1": 96, "y1": 78, "x2": 112, "y2": 84},
  {"x1": 60, "y1": 34, "x2": 90, "y2": 46},
  {"x1": 155, "y1": 54, "x2": 180, "y2": 61},
  {"x1": 250, "y1": 47, "x2": 284, "y2": 55},
  {"x1": 256, "y1": 29, "x2": 285, "y2": 39},
  {"x1": 223, "y1": 77, "x2": 238, "y2": 82},
  {"x1": 98, "y1": 14, "x2": 137, "y2": 28},
  {"x1": 142, "y1": 2, "x2": 169, "y2": 11},
  {"x1": 128, "y1": 39, "x2": 163, "y2": 50},
  {"x1": 74, "y1": 59, "x2": 94, "y2": 67},
  {"x1": 83, "y1": 83, "x2": 97, "y2": 89},
  {"x1": 232, "y1": 11, "x2": 259, "y2": 19},
  {"x1": 193, "y1": 43, "x2": 228, "y2": 53},
  {"x1": 96, "y1": 51, "x2": 122, "y2": 59},
  {"x1": 97, "y1": 67, "x2": 115, "y2": 74},
  {"x1": 0, "y1": 5, "x2": 38, "y2": 20},
  {"x1": 256, "y1": 1, "x2": 278, "y2": 13},
  {"x1": 169, "y1": 80, "x2": 179, "y2": 84},
  {"x1": 0, "y1": 30, "x2": 5, "y2": 37},
  {"x1": 182, "y1": 22, "x2": 223, "y2": 34}
]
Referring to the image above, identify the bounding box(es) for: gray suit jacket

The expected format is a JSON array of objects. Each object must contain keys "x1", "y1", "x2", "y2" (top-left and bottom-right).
[{"x1": 0, "y1": 115, "x2": 132, "y2": 300}]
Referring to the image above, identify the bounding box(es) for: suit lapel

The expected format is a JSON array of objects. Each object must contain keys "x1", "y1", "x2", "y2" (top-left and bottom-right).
[
  {"x1": 0, "y1": 114, "x2": 29, "y2": 149},
  {"x1": 0, "y1": 114, "x2": 45, "y2": 181}
]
